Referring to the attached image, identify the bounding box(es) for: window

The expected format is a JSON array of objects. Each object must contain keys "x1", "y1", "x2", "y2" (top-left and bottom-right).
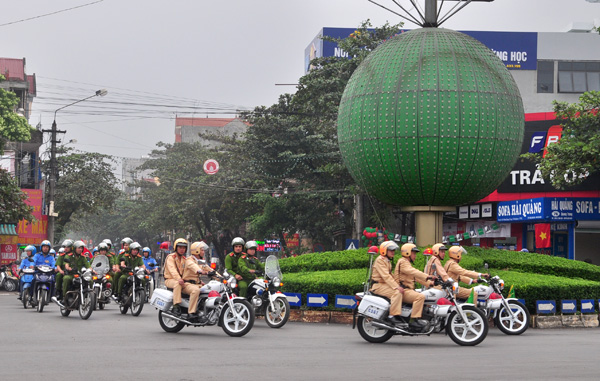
[
  {"x1": 537, "y1": 61, "x2": 554, "y2": 93},
  {"x1": 558, "y1": 61, "x2": 600, "y2": 93}
]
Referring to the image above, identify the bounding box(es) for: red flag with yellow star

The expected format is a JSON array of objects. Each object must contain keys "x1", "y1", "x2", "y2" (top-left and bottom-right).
[{"x1": 535, "y1": 223, "x2": 551, "y2": 248}]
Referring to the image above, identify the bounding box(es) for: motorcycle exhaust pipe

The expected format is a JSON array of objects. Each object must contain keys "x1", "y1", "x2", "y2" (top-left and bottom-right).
[
  {"x1": 162, "y1": 312, "x2": 194, "y2": 325},
  {"x1": 371, "y1": 321, "x2": 435, "y2": 336},
  {"x1": 51, "y1": 296, "x2": 65, "y2": 309}
]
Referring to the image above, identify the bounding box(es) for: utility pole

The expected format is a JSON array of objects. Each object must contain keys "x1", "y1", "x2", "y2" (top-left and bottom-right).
[
  {"x1": 42, "y1": 121, "x2": 65, "y2": 245},
  {"x1": 42, "y1": 89, "x2": 108, "y2": 245}
]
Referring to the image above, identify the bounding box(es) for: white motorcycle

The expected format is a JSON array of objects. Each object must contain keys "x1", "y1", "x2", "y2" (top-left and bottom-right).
[
  {"x1": 470, "y1": 264, "x2": 530, "y2": 335},
  {"x1": 353, "y1": 259, "x2": 488, "y2": 346},
  {"x1": 245, "y1": 255, "x2": 290, "y2": 328},
  {"x1": 150, "y1": 268, "x2": 254, "y2": 337}
]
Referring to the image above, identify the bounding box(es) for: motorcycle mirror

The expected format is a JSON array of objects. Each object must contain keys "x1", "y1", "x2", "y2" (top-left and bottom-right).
[
  {"x1": 197, "y1": 259, "x2": 207, "y2": 265},
  {"x1": 484, "y1": 263, "x2": 488, "y2": 270},
  {"x1": 223, "y1": 270, "x2": 230, "y2": 278},
  {"x1": 81, "y1": 267, "x2": 87, "y2": 272}
]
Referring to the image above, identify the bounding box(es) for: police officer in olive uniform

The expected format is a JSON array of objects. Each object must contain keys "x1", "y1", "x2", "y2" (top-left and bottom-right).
[
  {"x1": 237, "y1": 240, "x2": 265, "y2": 298},
  {"x1": 113, "y1": 237, "x2": 133, "y2": 296},
  {"x1": 62, "y1": 240, "x2": 91, "y2": 298},
  {"x1": 116, "y1": 242, "x2": 145, "y2": 300},
  {"x1": 55, "y1": 240, "x2": 73, "y2": 300},
  {"x1": 224, "y1": 237, "x2": 245, "y2": 291}
]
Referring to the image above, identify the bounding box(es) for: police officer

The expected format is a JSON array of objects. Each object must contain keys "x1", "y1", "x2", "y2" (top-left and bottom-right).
[
  {"x1": 238, "y1": 240, "x2": 265, "y2": 298},
  {"x1": 181, "y1": 241, "x2": 213, "y2": 317},
  {"x1": 224, "y1": 237, "x2": 245, "y2": 284},
  {"x1": 116, "y1": 242, "x2": 145, "y2": 301},
  {"x1": 17, "y1": 245, "x2": 36, "y2": 299},
  {"x1": 424, "y1": 243, "x2": 450, "y2": 282},
  {"x1": 394, "y1": 243, "x2": 434, "y2": 330},
  {"x1": 54, "y1": 240, "x2": 73, "y2": 300},
  {"x1": 444, "y1": 246, "x2": 489, "y2": 300},
  {"x1": 163, "y1": 238, "x2": 189, "y2": 315},
  {"x1": 62, "y1": 240, "x2": 91, "y2": 299},
  {"x1": 95, "y1": 242, "x2": 113, "y2": 289},
  {"x1": 189, "y1": 241, "x2": 212, "y2": 284},
  {"x1": 370, "y1": 242, "x2": 405, "y2": 326},
  {"x1": 113, "y1": 237, "x2": 133, "y2": 295}
]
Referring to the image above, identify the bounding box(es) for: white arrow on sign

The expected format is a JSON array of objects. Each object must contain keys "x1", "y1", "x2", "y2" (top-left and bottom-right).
[
  {"x1": 582, "y1": 302, "x2": 593, "y2": 310},
  {"x1": 563, "y1": 302, "x2": 576, "y2": 310},
  {"x1": 538, "y1": 303, "x2": 555, "y2": 312},
  {"x1": 286, "y1": 295, "x2": 300, "y2": 304},
  {"x1": 337, "y1": 298, "x2": 356, "y2": 307},
  {"x1": 309, "y1": 296, "x2": 326, "y2": 305}
]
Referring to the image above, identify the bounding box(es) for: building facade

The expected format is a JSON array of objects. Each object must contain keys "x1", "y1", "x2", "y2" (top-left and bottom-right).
[{"x1": 175, "y1": 117, "x2": 248, "y2": 147}]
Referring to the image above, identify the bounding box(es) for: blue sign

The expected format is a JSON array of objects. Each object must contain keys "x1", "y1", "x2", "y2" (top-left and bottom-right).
[
  {"x1": 498, "y1": 198, "x2": 545, "y2": 222},
  {"x1": 335, "y1": 295, "x2": 357, "y2": 309},
  {"x1": 307, "y1": 293, "x2": 328, "y2": 307},
  {"x1": 306, "y1": 28, "x2": 537, "y2": 72},
  {"x1": 547, "y1": 198, "x2": 600, "y2": 221},
  {"x1": 561, "y1": 299, "x2": 577, "y2": 313},
  {"x1": 528, "y1": 131, "x2": 548, "y2": 153},
  {"x1": 345, "y1": 239, "x2": 359, "y2": 250},
  {"x1": 283, "y1": 293, "x2": 301, "y2": 307},
  {"x1": 536, "y1": 300, "x2": 556, "y2": 314},
  {"x1": 581, "y1": 299, "x2": 595, "y2": 313}
]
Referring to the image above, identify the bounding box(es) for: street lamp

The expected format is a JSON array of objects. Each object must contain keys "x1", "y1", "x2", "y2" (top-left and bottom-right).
[{"x1": 45, "y1": 89, "x2": 108, "y2": 245}]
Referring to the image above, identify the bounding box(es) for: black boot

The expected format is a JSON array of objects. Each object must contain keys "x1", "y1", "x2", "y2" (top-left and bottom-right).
[{"x1": 387, "y1": 316, "x2": 408, "y2": 328}]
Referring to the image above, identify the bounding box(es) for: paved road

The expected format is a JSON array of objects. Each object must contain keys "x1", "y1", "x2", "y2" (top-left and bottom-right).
[{"x1": 1, "y1": 292, "x2": 599, "y2": 380}]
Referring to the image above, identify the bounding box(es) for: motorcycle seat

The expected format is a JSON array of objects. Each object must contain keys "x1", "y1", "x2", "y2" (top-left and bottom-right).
[{"x1": 166, "y1": 287, "x2": 191, "y2": 298}]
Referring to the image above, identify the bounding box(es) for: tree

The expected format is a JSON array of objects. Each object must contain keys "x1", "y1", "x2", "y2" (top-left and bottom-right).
[
  {"x1": 44, "y1": 149, "x2": 121, "y2": 240},
  {"x1": 0, "y1": 75, "x2": 32, "y2": 154},
  {"x1": 0, "y1": 168, "x2": 34, "y2": 222},
  {"x1": 237, "y1": 20, "x2": 402, "y2": 250},
  {"x1": 522, "y1": 91, "x2": 600, "y2": 189}
]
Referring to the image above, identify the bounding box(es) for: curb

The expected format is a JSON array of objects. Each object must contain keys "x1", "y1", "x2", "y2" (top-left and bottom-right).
[
  {"x1": 533, "y1": 314, "x2": 599, "y2": 329},
  {"x1": 289, "y1": 309, "x2": 353, "y2": 324}
]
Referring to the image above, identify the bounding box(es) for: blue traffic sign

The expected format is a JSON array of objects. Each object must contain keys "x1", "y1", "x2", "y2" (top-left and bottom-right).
[
  {"x1": 283, "y1": 292, "x2": 301, "y2": 307},
  {"x1": 345, "y1": 239, "x2": 359, "y2": 250},
  {"x1": 561, "y1": 300, "x2": 577, "y2": 313},
  {"x1": 536, "y1": 300, "x2": 556, "y2": 314},
  {"x1": 307, "y1": 293, "x2": 328, "y2": 307},
  {"x1": 335, "y1": 295, "x2": 357, "y2": 309},
  {"x1": 581, "y1": 299, "x2": 595, "y2": 313}
]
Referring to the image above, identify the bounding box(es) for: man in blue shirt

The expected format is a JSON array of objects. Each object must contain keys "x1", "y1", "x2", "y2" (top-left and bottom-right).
[
  {"x1": 18, "y1": 245, "x2": 36, "y2": 299},
  {"x1": 32, "y1": 240, "x2": 56, "y2": 268},
  {"x1": 142, "y1": 247, "x2": 158, "y2": 279}
]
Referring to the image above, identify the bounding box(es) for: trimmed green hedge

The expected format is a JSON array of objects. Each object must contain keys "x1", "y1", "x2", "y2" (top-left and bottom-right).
[
  {"x1": 279, "y1": 247, "x2": 600, "y2": 313},
  {"x1": 282, "y1": 268, "x2": 600, "y2": 313}
]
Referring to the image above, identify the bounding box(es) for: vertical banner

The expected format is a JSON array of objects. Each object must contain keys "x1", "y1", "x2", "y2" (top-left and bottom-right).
[
  {"x1": 535, "y1": 223, "x2": 551, "y2": 248},
  {"x1": 1, "y1": 243, "x2": 19, "y2": 265},
  {"x1": 16, "y1": 189, "x2": 48, "y2": 244}
]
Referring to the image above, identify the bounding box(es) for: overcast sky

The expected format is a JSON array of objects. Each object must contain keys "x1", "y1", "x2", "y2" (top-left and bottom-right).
[{"x1": 2, "y1": 0, "x2": 599, "y2": 179}]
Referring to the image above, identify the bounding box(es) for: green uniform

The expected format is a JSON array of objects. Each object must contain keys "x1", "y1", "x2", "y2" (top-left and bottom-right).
[
  {"x1": 117, "y1": 253, "x2": 145, "y2": 295},
  {"x1": 225, "y1": 251, "x2": 246, "y2": 296},
  {"x1": 238, "y1": 254, "x2": 265, "y2": 297},
  {"x1": 112, "y1": 249, "x2": 129, "y2": 295},
  {"x1": 55, "y1": 253, "x2": 66, "y2": 298},
  {"x1": 62, "y1": 254, "x2": 90, "y2": 297}
]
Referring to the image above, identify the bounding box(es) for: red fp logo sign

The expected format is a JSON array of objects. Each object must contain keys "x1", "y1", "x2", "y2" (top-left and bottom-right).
[{"x1": 203, "y1": 159, "x2": 219, "y2": 175}]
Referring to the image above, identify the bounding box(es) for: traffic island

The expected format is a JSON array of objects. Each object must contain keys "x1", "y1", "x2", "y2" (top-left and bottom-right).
[
  {"x1": 533, "y1": 314, "x2": 599, "y2": 328},
  {"x1": 288, "y1": 310, "x2": 353, "y2": 324}
]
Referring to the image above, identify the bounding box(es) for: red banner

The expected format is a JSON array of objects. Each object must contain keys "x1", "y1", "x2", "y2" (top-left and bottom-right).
[
  {"x1": 283, "y1": 233, "x2": 300, "y2": 248},
  {"x1": 17, "y1": 189, "x2": 47, "y2": 243},
  {"x1": 1, "y1": 243, "x2": 19, "y2": 265},
  {"x1": 535, "y1": 223, "x2": 551, "y2": 248}
]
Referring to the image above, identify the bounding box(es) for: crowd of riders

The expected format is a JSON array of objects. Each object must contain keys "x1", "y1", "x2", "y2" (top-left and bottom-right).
[
  {"x1": 370, "y1": 240, "x2": 490, "y2": 329},
  {"x1": 13, "y1": 235, "x2": 266, "y2": 313}
]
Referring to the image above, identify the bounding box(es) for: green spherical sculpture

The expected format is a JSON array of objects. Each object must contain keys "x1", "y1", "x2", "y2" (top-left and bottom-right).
[{"x1": 337, "y1": 28, "x2": 524, "y2": 206}]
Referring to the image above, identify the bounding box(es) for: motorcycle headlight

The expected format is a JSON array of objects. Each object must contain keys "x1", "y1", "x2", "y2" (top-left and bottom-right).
[
  {"x1": 499, "y1": 279, "x2": 505, "y2": 291},
  {"x1": 228, "y1": 277, "x2": 237, "y2": 289},
  {"x1": 452, "y1": 282, "x2": 459, "y2": 295},
  {"x1": 273, "y1": 277, "x2": 281, "y2": 288},
  {"x1": 83, "y1": 272, "x2": 93, "y2": 282},
  {"x1": 136, "y1": 273, "x2": 145, "y2": 280}
]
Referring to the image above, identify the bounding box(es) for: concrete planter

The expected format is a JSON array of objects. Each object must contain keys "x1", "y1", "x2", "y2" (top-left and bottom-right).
[
  {"x1": 534, "y1": 314, "x2": 599, "y2": 328},
  {"x1": 330, "y1": 311, "x2": 353, "y2": 325}
]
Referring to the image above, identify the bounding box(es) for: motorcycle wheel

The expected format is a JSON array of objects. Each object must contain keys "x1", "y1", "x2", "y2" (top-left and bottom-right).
[
  {"x1": 131, "y1": 289, "x2": 145, "y2": 316},
  {"x1": 119, "y1": 303, "x2": 128, "y2": 314},
  {"x1": 356, "y1": 316, "x2": 394, "y2": 343},
  {"x1": 22, "y1": 289, "x2": 29, "y2": 309},
  {"x1": 220, "y1": 299, "x2": 254, "y2": 337},
  {"x1": 79, "y1": 291, "x2": 96, "y2": 320},
  {"x1": 494, "y1": 300, "x2": 530, "y2": 335},
  {"x1": 60, "y1": 307, "x2": 71, "y2": 317},
  {"x1": 93, "y1": 288, "x2": 100, "y2": 310},
  {"x1": 5, "y1": 279, "x2": 17, "y2": 292},
  {"x1": 265, "y1": 297, "x2": 290, "y2": 328},
  {"x1": 158, "y1": 310, "x2": 185, "y2": 333},
  {"x1": 446, "y1": 306, "x2": 488, "y2": 346},
  {"x1": 37, "y1": 289, "x2": 47, "y2": 313}
]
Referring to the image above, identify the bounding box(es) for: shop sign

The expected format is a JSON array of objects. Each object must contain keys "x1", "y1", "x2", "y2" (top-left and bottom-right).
[{"x1": 497, "y1": 198, "x2": 544, "y2": 222}]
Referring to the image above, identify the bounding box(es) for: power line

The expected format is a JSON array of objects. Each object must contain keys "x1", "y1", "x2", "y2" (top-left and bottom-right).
[{"x1": 0, "y1": 0, "x2": 105, "y2": 28}]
